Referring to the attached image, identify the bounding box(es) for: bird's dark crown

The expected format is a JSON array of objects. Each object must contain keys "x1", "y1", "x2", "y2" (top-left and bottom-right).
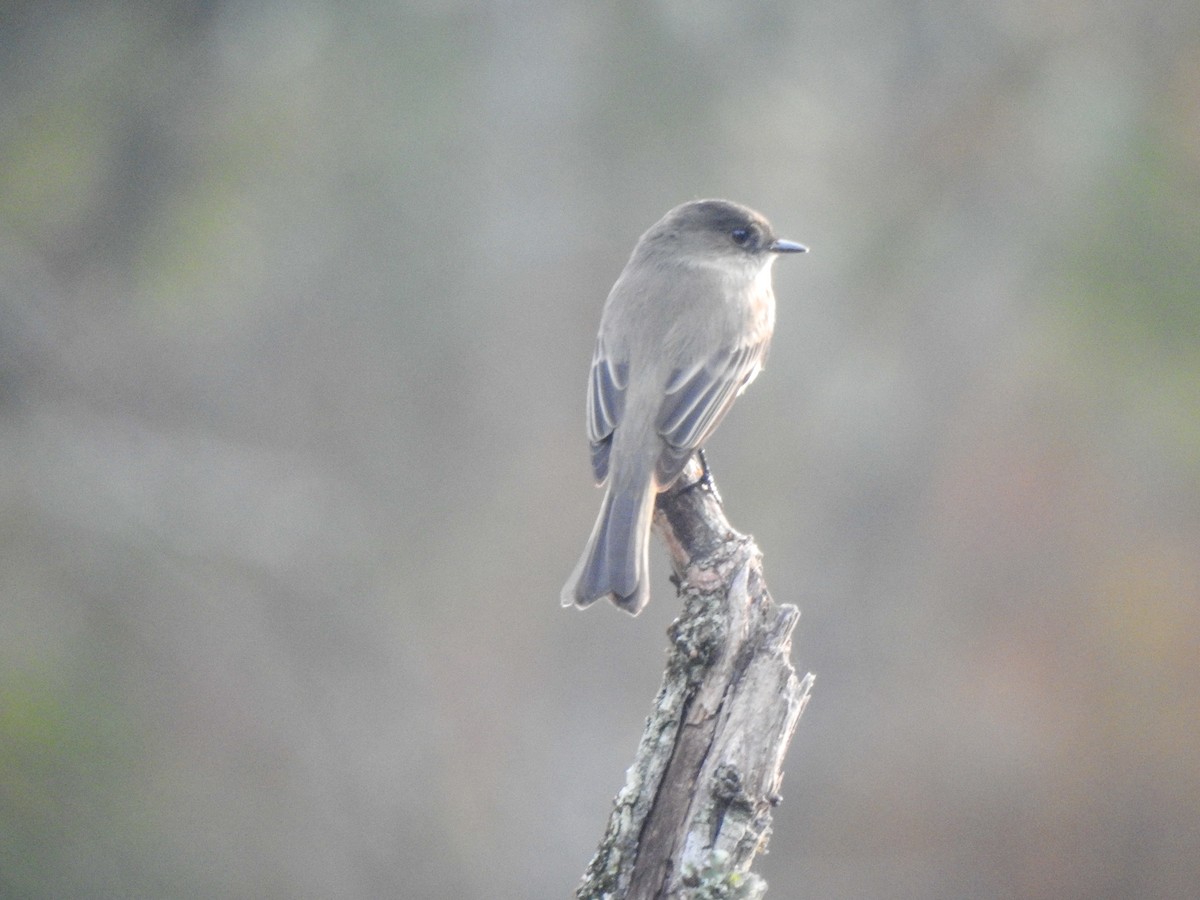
[{"x1": 654, "y1": 199, "x2": 776, "y2": 254}]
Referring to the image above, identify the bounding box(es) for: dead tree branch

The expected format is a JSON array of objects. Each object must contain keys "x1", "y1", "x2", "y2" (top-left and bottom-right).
[{"x1": 576, "y1": 456, "x2": 814, "y2": 900}]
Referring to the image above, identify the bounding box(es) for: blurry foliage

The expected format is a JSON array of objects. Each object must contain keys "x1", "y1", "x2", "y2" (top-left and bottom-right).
[
  {"x1": 1071, "y1": 123, "x2": 1200, "y2": 353},
  {"x1": 1056, "y1": 115, "x2": 1200, "y2": 466},
  {"x1": 0, "y1": 671, "x2": 148, "y2": 896}
]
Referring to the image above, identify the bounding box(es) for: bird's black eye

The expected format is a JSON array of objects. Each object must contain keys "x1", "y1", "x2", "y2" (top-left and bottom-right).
[{"x1": 731, "y1": 228, "x2": 752, "y2": 247}]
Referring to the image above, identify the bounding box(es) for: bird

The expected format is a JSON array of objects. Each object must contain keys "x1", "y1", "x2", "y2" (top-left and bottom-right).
[{"x1": 561, "y1": 199, "x2": 806, "y2": 615}]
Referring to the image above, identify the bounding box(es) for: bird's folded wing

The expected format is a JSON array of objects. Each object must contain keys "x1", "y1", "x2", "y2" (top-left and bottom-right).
[
  {"x1": 586, "y1": 342, "x2": 627, "y2": 483},
  {"x1": 654, "y1": 342, "x2": 766, "y2": 485}
]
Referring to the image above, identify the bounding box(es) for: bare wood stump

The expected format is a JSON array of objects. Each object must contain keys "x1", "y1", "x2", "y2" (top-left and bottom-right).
[{"x1": 576, "y1": 456, "x2": 814, "y2": 900}]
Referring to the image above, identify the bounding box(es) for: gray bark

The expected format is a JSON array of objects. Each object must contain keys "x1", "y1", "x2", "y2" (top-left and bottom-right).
[{"x1": 576, "y1": 457, "x2": 814, "y2": 900}]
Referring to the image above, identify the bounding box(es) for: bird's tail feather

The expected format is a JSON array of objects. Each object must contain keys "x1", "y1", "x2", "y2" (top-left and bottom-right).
[{"x1": 561, "y1": 482, "x2": 655, "y2": 615}]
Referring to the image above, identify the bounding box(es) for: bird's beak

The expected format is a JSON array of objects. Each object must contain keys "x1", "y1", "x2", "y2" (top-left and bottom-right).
[{"x1": 769, "y1": 239, "x2": 808, "y2": 254}]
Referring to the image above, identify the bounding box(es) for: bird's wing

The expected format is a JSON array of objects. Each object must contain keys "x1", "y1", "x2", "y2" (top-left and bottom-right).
[
  {"x1": 654, "y1": 340, "x2": 768, "y2": 485},
  {"x1": 586, "y1": 339, "x2": 628, "y2": 483}
]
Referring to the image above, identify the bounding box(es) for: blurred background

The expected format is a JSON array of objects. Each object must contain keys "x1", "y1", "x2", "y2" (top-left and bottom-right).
[{"x1": 2, "y1": 2, "x2": 1198, "y2": 898}]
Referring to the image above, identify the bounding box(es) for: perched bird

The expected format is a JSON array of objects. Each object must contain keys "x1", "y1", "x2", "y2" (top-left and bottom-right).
[{"x1": 562, "y1": 199, "x2": 805, "y2": 615}]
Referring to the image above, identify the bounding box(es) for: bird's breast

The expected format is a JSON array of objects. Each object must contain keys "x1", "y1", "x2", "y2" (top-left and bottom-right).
[{"x1": 743, "y1": 263, "x2": 777, "y2": 344}]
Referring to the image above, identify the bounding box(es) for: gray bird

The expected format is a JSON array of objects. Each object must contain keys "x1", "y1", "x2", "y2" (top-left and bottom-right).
[{"x1": 562, "y1": 199, "x2": 806, "y2": 615}]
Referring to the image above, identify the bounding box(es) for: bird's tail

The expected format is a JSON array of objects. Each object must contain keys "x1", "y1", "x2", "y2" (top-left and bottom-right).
[{"x1": 561, "y1": 480, "x2": 656, "y2": 615}]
